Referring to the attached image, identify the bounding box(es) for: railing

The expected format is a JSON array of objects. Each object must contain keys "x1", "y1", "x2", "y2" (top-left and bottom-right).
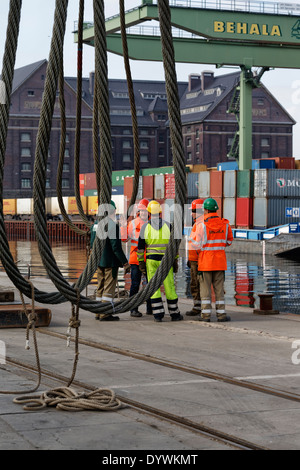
[{"x1": 149, "y1": 0, "x2": 300, "y2": 15}]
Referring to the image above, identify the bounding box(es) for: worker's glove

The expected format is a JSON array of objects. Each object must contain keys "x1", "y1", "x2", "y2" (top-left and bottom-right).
[
  {"x1": 123, "y1": 263, "x2": 131, "y2": 274},
  {"x1": 139, "y1": 261, "x2": 147, "y2": 274},
  {"x1": 173, "y1": 259, "x2": 178, "y2": 273}
]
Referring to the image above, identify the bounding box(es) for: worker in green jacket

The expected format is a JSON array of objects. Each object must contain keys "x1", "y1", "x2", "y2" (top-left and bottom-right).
[
  {"x1": 137, "y1": 200, "x2": 183, "y2": 323},
  {"x1": 91, "y1": 200, "x2": 130, "y2": 321}
]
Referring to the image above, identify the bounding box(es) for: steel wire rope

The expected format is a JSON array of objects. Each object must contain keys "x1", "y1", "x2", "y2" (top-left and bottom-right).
[
  {"x1": 119, "y1": 0, "x2": 140, "y2": 218},
  {"x1": 0, "y1": 0, "x2": 64, "y2": 304},
  {"x1": 73, "y1": 0, "x2": 93, "y2": 229},
  {"x1": 56, "y1": 56, "x2": 88, "y2": 237},
  {"x1": 31, "y1": 0, "x2": 186, "y2": 314}
]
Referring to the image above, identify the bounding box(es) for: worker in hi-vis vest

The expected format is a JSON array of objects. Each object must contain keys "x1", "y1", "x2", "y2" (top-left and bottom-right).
[
  {"x1": 137, "y1": 200, "x2": 183, "y2": 323},
  {"x1": 120, "y1": 198, "x2": 152, "y2": 317},
  {"x1": 186, "y1": 198, "x2": 204, "y2": 317},
  {"x1": 193, "y1": 198, "x2": 233, "y2": 323}
]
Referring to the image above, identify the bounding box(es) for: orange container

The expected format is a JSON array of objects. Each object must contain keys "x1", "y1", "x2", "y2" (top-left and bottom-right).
[{"x1": 210, "y1": 170, "x2": 223, "y2": 197}]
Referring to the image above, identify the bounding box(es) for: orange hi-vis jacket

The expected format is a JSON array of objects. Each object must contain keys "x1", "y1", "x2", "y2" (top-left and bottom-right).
[
  {"x1": 120, "y1": 216, "x2": 146, "y2": 265},
  {"x1": 194, "y1": 212, "x2": 233, "y2": 271},
  {"x1": 188, "y1": 215, "x2": 204, "y2": 262}
]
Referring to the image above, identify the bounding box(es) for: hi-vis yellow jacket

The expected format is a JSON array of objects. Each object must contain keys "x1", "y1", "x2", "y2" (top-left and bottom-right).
[{"x1": 137, "y1": 218, "x2": 174, "y2": 262}]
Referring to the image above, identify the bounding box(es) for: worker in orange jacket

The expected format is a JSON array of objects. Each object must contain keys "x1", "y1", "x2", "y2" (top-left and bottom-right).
[
  {"x1": 193, "y1": 198, "x2": 233, "y2": 323},
  {"x1": 186, "y1": 199, "x2": 204, "y2": 316},
  {"x1": 121, "y1": 199, "x2": 152, "y2": 317}
]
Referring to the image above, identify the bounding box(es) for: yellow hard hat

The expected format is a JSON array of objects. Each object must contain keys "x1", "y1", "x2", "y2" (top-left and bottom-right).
[{"x1": 147, "y1": 200, "x2": 162, "y2": 214}]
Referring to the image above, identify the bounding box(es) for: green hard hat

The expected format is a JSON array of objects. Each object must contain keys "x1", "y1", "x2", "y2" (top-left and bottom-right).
[{"x1": 204, "y1": 198, "x2": 219, "y2": 211}]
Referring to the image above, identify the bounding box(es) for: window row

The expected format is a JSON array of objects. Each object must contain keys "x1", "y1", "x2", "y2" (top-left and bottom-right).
[
  {"x1": 21, "y1": 178, "x2": 70, "y2": 189},
  {"x1": 21, "y1": 163, "x2": 70, "y2": 172}
]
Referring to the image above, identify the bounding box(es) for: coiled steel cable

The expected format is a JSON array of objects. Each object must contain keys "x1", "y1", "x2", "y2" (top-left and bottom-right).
[{"x1": 0, "y1": 0, "x2": 187, "y2": 314}]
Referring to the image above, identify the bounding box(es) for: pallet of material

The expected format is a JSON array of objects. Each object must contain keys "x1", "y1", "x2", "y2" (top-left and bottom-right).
[{"x1": 0, "y1": 305, "x2": 52, "y2": 328}]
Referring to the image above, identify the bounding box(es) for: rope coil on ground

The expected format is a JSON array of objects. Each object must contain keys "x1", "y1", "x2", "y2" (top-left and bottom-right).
[{"x1": 13, "y1": 387, "x2": 123, "y2": 412}]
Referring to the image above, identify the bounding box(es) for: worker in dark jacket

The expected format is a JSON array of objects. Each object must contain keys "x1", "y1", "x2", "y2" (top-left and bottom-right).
[{"x1": 91, "y1": 200, "x2": 130, "y2": 321}]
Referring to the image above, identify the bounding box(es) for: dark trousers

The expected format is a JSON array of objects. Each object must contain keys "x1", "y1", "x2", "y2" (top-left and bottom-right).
[{"x1": 130, "y1": 264, "x2": 152, "y2": 314}]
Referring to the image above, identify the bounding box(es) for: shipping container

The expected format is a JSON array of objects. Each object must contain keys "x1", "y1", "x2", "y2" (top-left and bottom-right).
[
  {"x1": 67, "y1": 196, "x2": 87, "y2": 215},
  {"x1": 214, "y1": 197, "x2": 223, "y2": 218},
  {"x1": 236, "y1": 198, "x2": 253, "y2": 228},
  {"x1": 210, "y1": 170, "x2": 223, "y2": 197},
  {"x1": 217, "y1": 161, "x2": 238, "y2": 171},
  {"x1": 142, "y1": 166, "x2": 174, "y2": 176},
  {"x1": 165, "y1": 174, "x2": 175, "y2": 199},
  {"x1": 112, "y1": 170, "x2": 134, "y2": 186},
  {"x1": 17, "y1": 198, "x2": 33, "y2": 215},
  {"x1": 198, "y1": 171, "x2": 210, "y2": 198},
  {"x1": 3, "y1": 199, "x2": 17, "y2": 215},
  {"x1": 272, "y1": 157, "x2": 295, "y2": 169},
  {"x1": 79, "y1": 174, "x2": 85, "y2": 196},
  {"x1": 45, "y1": 197, "x2": 68, "y2": 216},
  {"x1": 254, "y1": 169, "x2": 300, "y2": 198},
  {"x1": 187, "y1": 173, "x2": 199, "y2": 198},
  {"x1": 124, "y1": 176, "x2": 133, "y2": 203},
  {"x1": 87, "y1": 196, "x2": 98, "y2": 215},
  {"x1": 154, "y1": 174, "x2": 165, "y2": 199},
  {"x1": 84, "y1": 173, "x2": 97, "y2": 190},
  {"x1": 253, "y1": 197, "x2": 300, "y2": 228},
  {"x1": 223, "y1": 170, "x2": 236, "y2": 198},
  {"x1": 143, "y1": 175, "x2": 154, "y2": 199},
  {"x1": 237, "y1": 170, "x2": 254, "y2": 198},
  {"x1": 223, "y1": 198, "x2": 236, "y2": 227}
]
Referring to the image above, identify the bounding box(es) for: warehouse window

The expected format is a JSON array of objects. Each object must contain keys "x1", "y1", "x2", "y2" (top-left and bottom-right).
[
  {"x1": 21, "y1": 178, "x2": 31, "y2": 188},
  {"x1": 21, "y1": 148, "x2": 31, "y2": 157},
  {"x1": 63, "y1": 163, "x2": 70, "y2": 172},
  {"x1": 21, "y1": 163, "x2": 31, "y2": 172},
  {"x1": 21, "y1": 133, "x2": 31, "y2": 142},
  {"x1": 62, "y1": 178, "x2": 69, "y2": 188},
  {"x1": 261, "y1": 138, "x2": 270, "y2": 147},
  {"x1": 122, "y1": 154, "x2": 131, "y2": 163}
]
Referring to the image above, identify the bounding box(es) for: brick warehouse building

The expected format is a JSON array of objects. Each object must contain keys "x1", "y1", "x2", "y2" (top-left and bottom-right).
[{"x1": 2, "y1": 59, "x2": 295, "y2": 199}]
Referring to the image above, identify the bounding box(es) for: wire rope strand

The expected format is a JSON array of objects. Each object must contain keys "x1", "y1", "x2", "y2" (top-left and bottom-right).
[{"x1": 119, "y1": 0, "x2": 140, "y2": 218}]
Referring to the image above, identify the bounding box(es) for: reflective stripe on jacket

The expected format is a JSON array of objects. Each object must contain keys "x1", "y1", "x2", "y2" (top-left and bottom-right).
[
  {"x1": 120, "y1": 216, "x2": 146, "y2": 265},
  {"x1": 196, "y1": 213, "x2": 233, "y2": 271},
  {"x1": 188, "y1": 215, "x2": 203, "y2": 262},
  {"x1": 137, "y1": 218, "x2": 172, "y2": 262}
]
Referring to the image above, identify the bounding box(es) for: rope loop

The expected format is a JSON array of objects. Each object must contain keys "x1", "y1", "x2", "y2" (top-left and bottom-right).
[{"x1": 13, "y1": 387, "x2": 123, "y2": 412}]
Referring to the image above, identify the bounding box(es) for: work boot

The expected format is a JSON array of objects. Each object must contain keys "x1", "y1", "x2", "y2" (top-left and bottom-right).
[
  {"x1": 154, "y1": 316, "x2": 163, "y2": 322},
  {"x1": 99, "y1": 315, "x2": 120, "y2": 321},
  {"x1": 217, "y1": 315, "x2": 231, "y2": 323},
  {"x1": 198, "y1": 316, "x2": 210, "y2": 323},
  {"x1": 130, "y1": 310, "x2": 142, "y2": 318},
  {"x1": 185, "y1": 309, "x2": 200, "y2": 316},
  {"x1": 171, "y1": 313, "x2": 183, "y2": 321}
]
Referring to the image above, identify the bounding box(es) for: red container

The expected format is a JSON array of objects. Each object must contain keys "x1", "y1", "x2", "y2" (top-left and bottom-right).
[
  {"x1": 84, "y1": 173, "x2": 97, "y2": 190},
  {"x1": 210, "y1": 170, "x2": 223, "y2": 197},
  {"x1": 214, "y1": 197, "x2": 222, "y2": 218},
  {"x1": 164, "y1": 174, "x2": 175, "y2": 199},
  {"x1": 236, "y1": 198, "x2": 253, "y2": 228},
  {"x1": 79, "y1": 174, "x2": 85, "y2": 196},
  {"x1": 273, "y1": 157, "x2": 295, "y2": 169},
  {"x1": 143, "y1": 175, "x2": 154, "y2": 199},
  {"x1": 124, "y1": 176, "x2": 133, "y2": 206}
]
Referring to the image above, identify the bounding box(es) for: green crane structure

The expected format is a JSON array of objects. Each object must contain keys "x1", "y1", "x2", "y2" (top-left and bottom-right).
[{"x1": 74, "y1": 0, "x2": 300, "y2": 169}]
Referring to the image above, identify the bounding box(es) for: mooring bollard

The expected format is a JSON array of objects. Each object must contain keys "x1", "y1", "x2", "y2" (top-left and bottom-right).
[{"x1": 253, "y1": 293, "x2": 279, "y2": 315}]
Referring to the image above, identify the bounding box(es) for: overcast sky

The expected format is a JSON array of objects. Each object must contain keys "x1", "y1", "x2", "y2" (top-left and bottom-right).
[{"x1": 1, "y1": 0, "x2": 300, "y2": 158}]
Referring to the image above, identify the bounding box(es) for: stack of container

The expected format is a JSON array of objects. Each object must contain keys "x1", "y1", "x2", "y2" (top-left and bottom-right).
[
  {"x1": 236, "y1": 170, "x2": 254, "y2": 228},
  {"x1": 253, "y1": 169, "x2": 300, "y2": 228},
  {"x1": 223, "y1": 170, "x2": 236, "y2": 226}
]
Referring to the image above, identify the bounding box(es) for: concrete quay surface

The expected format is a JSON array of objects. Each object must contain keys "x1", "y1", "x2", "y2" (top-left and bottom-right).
[{"x1": 0, "y1": 272, "x2": 300, "y2": 451}]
